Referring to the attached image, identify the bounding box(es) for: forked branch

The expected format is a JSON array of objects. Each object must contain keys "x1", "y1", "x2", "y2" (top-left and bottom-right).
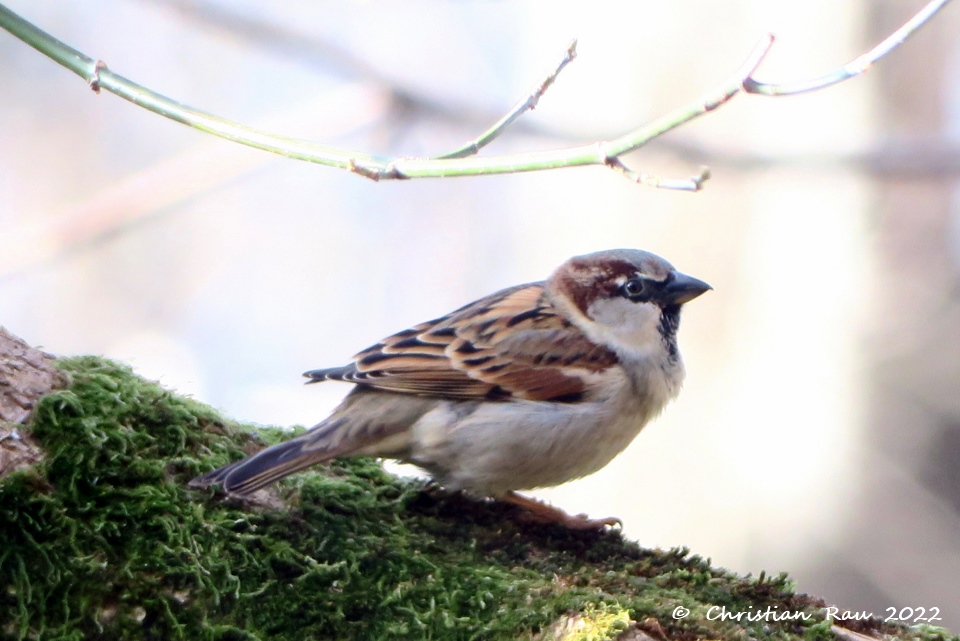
[
  {"x1": 0, "y1": 0, "x2": 952, "y2": 188},
  {"x1": 434, "y1": 39, "x2": 579, "y2": 160}
]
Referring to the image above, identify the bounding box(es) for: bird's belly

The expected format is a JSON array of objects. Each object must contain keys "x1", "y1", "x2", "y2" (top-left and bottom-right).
[{"x1": 407, "y1": 399, "x2": 656, "y2": 496}]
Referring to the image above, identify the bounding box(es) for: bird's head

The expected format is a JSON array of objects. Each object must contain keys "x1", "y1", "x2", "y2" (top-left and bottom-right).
[{"x1": 546, "y1": 249, "x2": 711, "y2": 358}]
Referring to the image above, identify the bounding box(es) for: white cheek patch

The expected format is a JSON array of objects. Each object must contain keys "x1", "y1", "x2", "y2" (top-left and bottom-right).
[{"x1": 585, "y1": 298, "x2": 663, "y2": 356}]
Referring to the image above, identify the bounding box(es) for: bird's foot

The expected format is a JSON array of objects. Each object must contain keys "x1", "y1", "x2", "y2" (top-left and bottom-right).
[{"x1": 501, "y1": 491, "x2": 622, "y2": 530}]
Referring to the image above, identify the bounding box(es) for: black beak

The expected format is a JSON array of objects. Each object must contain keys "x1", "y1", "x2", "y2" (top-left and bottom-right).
[{"x1": 662, "y1": 272, "x2": 712, "y2": 305}]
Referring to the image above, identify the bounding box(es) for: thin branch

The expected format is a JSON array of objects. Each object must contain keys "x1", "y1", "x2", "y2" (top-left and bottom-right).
[
  {"x1": 744, "y1": 0, "x2": 953, "y2": 95},
  {"x1": 0, "y1": 1, "x2": 952, "y2": 186},
  {"x1": 434, "y1": 39, "x2": 578, "y2": 160},
  {"x1": 0, "y1": 3, "x2": 380, "y2": 169},
  {"x1": 326, "y1": 34, "x2": 773, "y2": 186},
  {"x1": 606, "y1": 34, "x2": 775, "y2": 159},
  {"x1": 140, "y1": 0, "x2": 570, "y2": 143},
  {"x1": 142, "y1": 0, "x2": 960, "y2": 176},
  {"x1": 607, "y1": 160, "x2": 712, "y2": 192}
]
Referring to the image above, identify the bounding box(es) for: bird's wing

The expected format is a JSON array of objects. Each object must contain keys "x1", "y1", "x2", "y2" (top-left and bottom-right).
[{"x1": 304, "y1": 283, "x2": 619, "y2": 402}]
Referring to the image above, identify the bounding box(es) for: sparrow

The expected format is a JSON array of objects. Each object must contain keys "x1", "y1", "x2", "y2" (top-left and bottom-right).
[{"x1": 192, "y1": 249, "x2": 711, "y2": 529}]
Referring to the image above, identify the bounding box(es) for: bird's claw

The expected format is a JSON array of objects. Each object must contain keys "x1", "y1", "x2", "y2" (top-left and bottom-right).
[{"x1": 502, "y1": 492, "x2": 623, "y2": 531}]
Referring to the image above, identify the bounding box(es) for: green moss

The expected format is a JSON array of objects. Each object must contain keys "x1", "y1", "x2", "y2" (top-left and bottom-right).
[
  {"x1": 0, "y1": 356, "x2": 955, "y2": 641},
  {"x1": 547, "y1": 604, "x2": 631, "y2": 641}
]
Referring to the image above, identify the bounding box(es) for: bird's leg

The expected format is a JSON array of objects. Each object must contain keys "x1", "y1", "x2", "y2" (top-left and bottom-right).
[{"x1": 500, "y1": 491, "x2": 622, "y2": 530}]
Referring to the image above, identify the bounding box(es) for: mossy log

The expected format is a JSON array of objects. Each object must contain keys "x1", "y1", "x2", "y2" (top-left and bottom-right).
[{"x1": 0, "y1": 327, "x2": 955, "y2": 641}]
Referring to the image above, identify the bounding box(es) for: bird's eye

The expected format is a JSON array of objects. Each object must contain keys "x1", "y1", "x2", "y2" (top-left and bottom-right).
[{"x1": 620, "y1": 278, "x2": 648, "y2": 301}]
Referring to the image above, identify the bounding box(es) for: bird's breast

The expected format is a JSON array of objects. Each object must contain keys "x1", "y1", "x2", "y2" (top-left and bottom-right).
[{"x1": 406, "y1": 365, "x2": 681, "y2": 495}]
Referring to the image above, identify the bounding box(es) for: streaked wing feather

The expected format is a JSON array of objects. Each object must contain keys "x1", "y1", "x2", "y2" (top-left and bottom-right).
[{"x1": 305, "y1": 282, "x2": 619, "y2": 401}]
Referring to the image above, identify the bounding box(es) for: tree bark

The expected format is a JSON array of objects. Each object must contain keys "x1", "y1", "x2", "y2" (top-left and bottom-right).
[{"x1": 0, "y1": 326, "x2": 66, "y2": 478}]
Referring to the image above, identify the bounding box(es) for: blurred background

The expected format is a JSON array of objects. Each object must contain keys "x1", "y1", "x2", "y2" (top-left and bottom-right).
[{"x1": 2, "y1": 0, "x2": 959, "y2": 628}]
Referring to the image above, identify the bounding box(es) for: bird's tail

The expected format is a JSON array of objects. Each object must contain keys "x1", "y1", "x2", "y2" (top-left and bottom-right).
[
  {"x1": 191, "y1": 389, "x2": 435, "y2": 495},
  {"x1": 190, "y1": 419, "x2": 347, "y2": 495}
]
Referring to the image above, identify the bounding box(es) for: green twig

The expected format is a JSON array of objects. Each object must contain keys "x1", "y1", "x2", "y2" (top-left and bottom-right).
[
  {"x1": 434, "y1": 39, "x2": 579, "y2": 160},
  {"x1": 0, "y1": 3, "x2": 379, "y2": 168},
  {"x1": 0, "y1": 1, "x2": 953, "y2": 186}
]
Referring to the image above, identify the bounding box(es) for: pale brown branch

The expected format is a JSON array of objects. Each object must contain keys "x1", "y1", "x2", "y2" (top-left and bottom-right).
[{"x1": 606, "y1": 160, "x2": 711, "y2": 192}]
